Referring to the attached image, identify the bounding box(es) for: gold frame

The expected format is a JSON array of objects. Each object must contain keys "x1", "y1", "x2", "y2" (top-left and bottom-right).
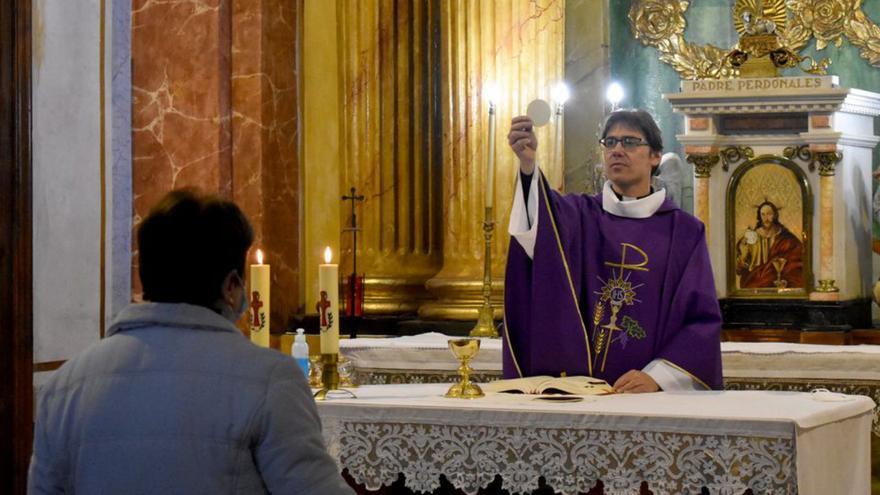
[
  {"x1": 628, "y1": 0, "x2": 880, "y2": 79},
  {"x1": 726, "y1": 155, "x2": 813, "y2": 298}
]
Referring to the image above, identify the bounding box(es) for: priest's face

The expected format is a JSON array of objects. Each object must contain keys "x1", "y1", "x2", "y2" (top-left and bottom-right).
[{"x1": 602, "y1": 124, "x2": 661, "y2": 194}]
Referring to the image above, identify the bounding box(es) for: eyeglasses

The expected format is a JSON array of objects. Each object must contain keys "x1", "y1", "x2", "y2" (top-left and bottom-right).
[{"x1": 599, "y1": 136, "x2": 650, "y2": 151}]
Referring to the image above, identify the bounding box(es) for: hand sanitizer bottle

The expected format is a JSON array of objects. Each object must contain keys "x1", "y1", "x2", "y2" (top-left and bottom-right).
[{"x1": 292, "y1": 328, "x2": 309, "y2": 376}]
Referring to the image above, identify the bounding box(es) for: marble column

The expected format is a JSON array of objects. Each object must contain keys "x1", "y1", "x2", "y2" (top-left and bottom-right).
[
  {"x1": 686, "y1": 147, "x2": 719, "y2": 240},
  {"x1": 132, "y1": 0, "x2": 302, "y2": 331},
  {"x1": 231, "y1": 0, "x2": 301, "y2": 328},
  {"x1": 812, "y1": 144, "x2": 841, "y2": 298},
  {"x1": 419, "y1": 0, "x2": 566, "y2": 320},
  {"x1": 564, "y1": 0, "x2": 610, "y2": 194},
  {"x1": 301, "y1": 2, "x2": 342, "y2": 318},
  {"x1": 132, "y1": 0, "x2": 233, "y2": 296}
]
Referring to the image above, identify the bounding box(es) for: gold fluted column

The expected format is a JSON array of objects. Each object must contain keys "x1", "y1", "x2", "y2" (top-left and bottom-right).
[
  {"x1": 302, "y1": 2, "x2": 342, "y2": 315},
  {"x1": 686, "y1": 148, "x2": 719, "y2": 240},
  {"x1": 812, "y1": 145, "x2": 842, "y2": 298},
  {"x1": 337, "y1": 0, "x2": 442, "y2": 314},
  {"x1": 419, "y1": 0, "x2": 566, "y2": 320}
]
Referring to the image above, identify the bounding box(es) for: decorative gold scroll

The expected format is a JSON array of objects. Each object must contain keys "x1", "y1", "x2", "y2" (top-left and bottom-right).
[
  {"x1": 721, "y1": 146, "x2": 755, "y2": 172},
  {"x1": 783, "y1": 145, "x2": 843, "y2": 175},
  {"x1": 629, "y1": 0, "x2": 880, "y2": 80}
]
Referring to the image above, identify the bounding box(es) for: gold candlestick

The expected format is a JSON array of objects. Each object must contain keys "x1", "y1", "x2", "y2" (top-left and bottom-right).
[
  {"x1": 470, "y1": 206, "x2": 498, "y2": 338},
  {"x1": 314, "y1": 353, "x2": 356, "y2": 401}
]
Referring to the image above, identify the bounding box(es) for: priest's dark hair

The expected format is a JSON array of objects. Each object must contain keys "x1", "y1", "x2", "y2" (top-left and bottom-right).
[
  {"x1": 137, "y1": 189, "x2": 254, "y2": 308},
  {"x1": 601, "y1": 109, "x2": 664, "y2": 175}
]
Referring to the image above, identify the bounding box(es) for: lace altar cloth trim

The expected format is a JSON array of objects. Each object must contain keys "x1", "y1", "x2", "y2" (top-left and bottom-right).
[
  {"x1": 322, "y1": 418, "x2": 795, "y2": 495},
  {"x1": 354, "y1": 369, "x2": 880, "y2": 438}
]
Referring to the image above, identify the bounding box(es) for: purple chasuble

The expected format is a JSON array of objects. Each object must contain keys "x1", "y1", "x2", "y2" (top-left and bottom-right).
[{"x1": 503, "y1": 176, "x2": 723, "y2": 389}]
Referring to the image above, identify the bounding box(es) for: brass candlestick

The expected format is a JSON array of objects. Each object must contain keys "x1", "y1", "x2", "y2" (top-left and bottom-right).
[
  {"x1": 470, "y1": 206, "x2": 498, "y2": 338},
  {"x1": 314, "y1": 353, "x2": 356, "y2": 401},
  {"x1": 445, "y1": 338, "x2": 484, "y2": 399}
]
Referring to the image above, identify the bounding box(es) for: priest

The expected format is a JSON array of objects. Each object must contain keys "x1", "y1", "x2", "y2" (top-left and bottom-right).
[{"x1": 504, "y1": 109, "x2": 722, "y2": 393}]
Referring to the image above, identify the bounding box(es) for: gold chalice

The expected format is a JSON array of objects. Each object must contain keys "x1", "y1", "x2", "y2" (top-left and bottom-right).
[
  {"x1": 445, "y1": 338, "x2": 484, "y2": 399},
  {"x1": 772, "y1": 257, "x2": 788, "y2": 289}
]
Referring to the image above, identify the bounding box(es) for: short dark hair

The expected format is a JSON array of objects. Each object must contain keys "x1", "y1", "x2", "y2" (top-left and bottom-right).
[
  {"x1": 601, "y1": 109, "x2": 664, "y2": 154},
  {"x1": 137, "y1": 190, "x2": 254, "y2": 307}
]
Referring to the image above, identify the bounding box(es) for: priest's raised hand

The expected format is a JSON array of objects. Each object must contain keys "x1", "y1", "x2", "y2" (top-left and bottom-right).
[{"x1": 507, "y1": 115, "x2": 537, "y2": 174}]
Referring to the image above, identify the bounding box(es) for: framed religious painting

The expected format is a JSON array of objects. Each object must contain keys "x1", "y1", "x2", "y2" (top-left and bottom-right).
[{"x1": 726, "y1": 156, "x2": 813, "y2": 298}]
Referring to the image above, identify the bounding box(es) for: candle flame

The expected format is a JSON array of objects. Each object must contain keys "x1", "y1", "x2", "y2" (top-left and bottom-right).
[
  {"x1": 256, "y1": 249, "x2": 264, "y2": 265},
  {"x1": 323, "y1": 246, "x2": 332, "y2": 264},
  {"x1": 485, "y1": 82, "x2": 501, "y2": 106}
]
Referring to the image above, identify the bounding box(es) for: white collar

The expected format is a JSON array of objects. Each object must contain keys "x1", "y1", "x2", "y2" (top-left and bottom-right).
[{"x1": 601, "y1": 181, "x2": 667, "y2": 218}]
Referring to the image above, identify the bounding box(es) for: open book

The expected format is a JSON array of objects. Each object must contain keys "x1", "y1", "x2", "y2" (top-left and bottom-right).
[{"x1": 482, "y1": 375, "x2": 614, "y2": 396}]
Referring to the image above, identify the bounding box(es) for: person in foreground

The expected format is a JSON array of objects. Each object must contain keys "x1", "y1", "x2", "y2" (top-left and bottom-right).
[
  {"x1": 504, "y1": 109, "x2": 723, "y2": 393},
  {"x1": 29, "y1": 190, "x2": 352, "y2": 494}
]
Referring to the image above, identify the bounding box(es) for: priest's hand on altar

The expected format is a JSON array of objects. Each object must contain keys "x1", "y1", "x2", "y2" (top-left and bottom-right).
[
  {"x1": 613, "y1": 370, "x2": 660, "y2": 393},
  {"x1": 508, "y1": 116, "x2": 538, "y2": 174}
]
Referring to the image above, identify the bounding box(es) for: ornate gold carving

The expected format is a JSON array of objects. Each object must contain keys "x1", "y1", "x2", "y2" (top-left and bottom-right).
[
  {"x1": 687, "y1": 153, "x2": 721, "y2": 178},
  {"x1": 629, "y1": 1, "x2": 736, "y2": 79},
  {"x1": 726, "y1": 0, "x2": 821, "y2": 77},
  {"x1": 783, "y1": 145, "x2": 842, "y2": 175},
  {"x1": 816, "y1": 279, "x2": 840, "y2": 292},
  {"x1": 788, "y1": 1, "x2": 880, "y2": 67},
  {"x1": 629, "y1": 0, "x2": 880, "y2": 80},
  {"x1": 733, "y1": 0, "x2": 787, "y2": 36},
  {"x1": 783, "y1": 144, "x2": 812, "y2": 167},
  {"x1": 720, "y1": 146, "x2": 755, "y2": 171},
  {"x1": 847, "y1": 6, "x2": 880, "y2": 66},
  {"x1": 816, "y1": 151, "x2": 843, "y2": 176}
]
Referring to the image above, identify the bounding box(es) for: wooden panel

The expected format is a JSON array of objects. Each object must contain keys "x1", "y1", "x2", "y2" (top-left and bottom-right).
[
  {"x1": 852, "y1": 329, "x2": 880, "y2": 345},
  {"x1": 721, "y1": 328, "x2": 800, "y2": 343},
  {"x1": 719, "y1": 113, "x2": 808, "y2": 135},
  {"x1": 800, "y1": 331, "x2": 852, "y2": 345},
  {"x1": 0, "y1": 0, "x2": 33, "y2": 492}
]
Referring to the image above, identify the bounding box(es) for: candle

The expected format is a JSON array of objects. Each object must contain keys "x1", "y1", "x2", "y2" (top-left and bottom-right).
[
  {"x1": 485, "y1": 83, "x2": 500, "y2": 209},
  {"x1": 249, "y1": 249, "x2": 270, "y2": 347},
  {"x1": 317, "y1": 246, "x2": 339, "y2": 354},
  {"x1": 486, "y1": 103, "x2": 496, "y2": 208}
]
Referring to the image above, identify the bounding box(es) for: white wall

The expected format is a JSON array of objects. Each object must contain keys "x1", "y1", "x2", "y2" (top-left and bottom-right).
[{"x1": 32, "y1": 0, "x2": 131, "y2": 383}]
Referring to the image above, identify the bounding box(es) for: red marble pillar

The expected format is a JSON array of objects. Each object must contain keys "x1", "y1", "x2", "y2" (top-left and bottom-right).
[
  {"x1": 231, "y1": 0, "x2": 300, "y2": 330},
  {"x1": 132, "y1": 0, "x2": 300, "y2": 332},
  {"x1": 132, "y1": 0, "x2": 232, "y2": 296}
]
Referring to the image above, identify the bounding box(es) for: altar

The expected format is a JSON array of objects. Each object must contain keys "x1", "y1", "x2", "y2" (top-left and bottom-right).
[
  {"x1": 317, "y1": 383, "x2": 873, "y2": 494},
  {"x1": 339, "y1": 335, "x2": 880, "y2": 436}
]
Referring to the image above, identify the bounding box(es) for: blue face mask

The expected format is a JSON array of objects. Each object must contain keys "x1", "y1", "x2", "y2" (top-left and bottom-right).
[{"x1": 220, "y1": 273, "x2": 248, "y2": 323}]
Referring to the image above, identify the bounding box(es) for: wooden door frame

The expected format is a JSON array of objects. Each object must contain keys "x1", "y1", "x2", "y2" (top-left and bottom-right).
[{"x1": 0, "y1": 0, "x2": 33, "y2": 493}]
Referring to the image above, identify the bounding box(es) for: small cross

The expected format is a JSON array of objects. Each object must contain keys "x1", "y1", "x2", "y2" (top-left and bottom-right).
[
  {"x1": 316, "y1": 290, "x2": 331, "y2": 327},
  {"x1": 342, "y1": 187, "x2": 366, "y2": 335},
  {"x1": 249, "y1": 291, "x2": 263, "y2": 328}
]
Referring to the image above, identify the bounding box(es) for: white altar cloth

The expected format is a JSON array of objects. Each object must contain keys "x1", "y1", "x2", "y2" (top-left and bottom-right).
[
  {"x1": 340, "y1": 334, "x2": 880, "y2": 379},
  {"x1": 318, "y1": 383, "x2": 873, "y2": 495}
]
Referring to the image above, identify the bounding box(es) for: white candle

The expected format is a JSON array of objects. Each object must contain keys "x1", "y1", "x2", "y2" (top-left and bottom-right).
[
  {"x1": 249, "y1": 249, "x2": 270, "y2": 348},
  {"x1": 486, "y1": 102, "x2": 496, "y2": 208},
  {"x1": 318, "y1": 246, "x2": 339, "y2": 354}
]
